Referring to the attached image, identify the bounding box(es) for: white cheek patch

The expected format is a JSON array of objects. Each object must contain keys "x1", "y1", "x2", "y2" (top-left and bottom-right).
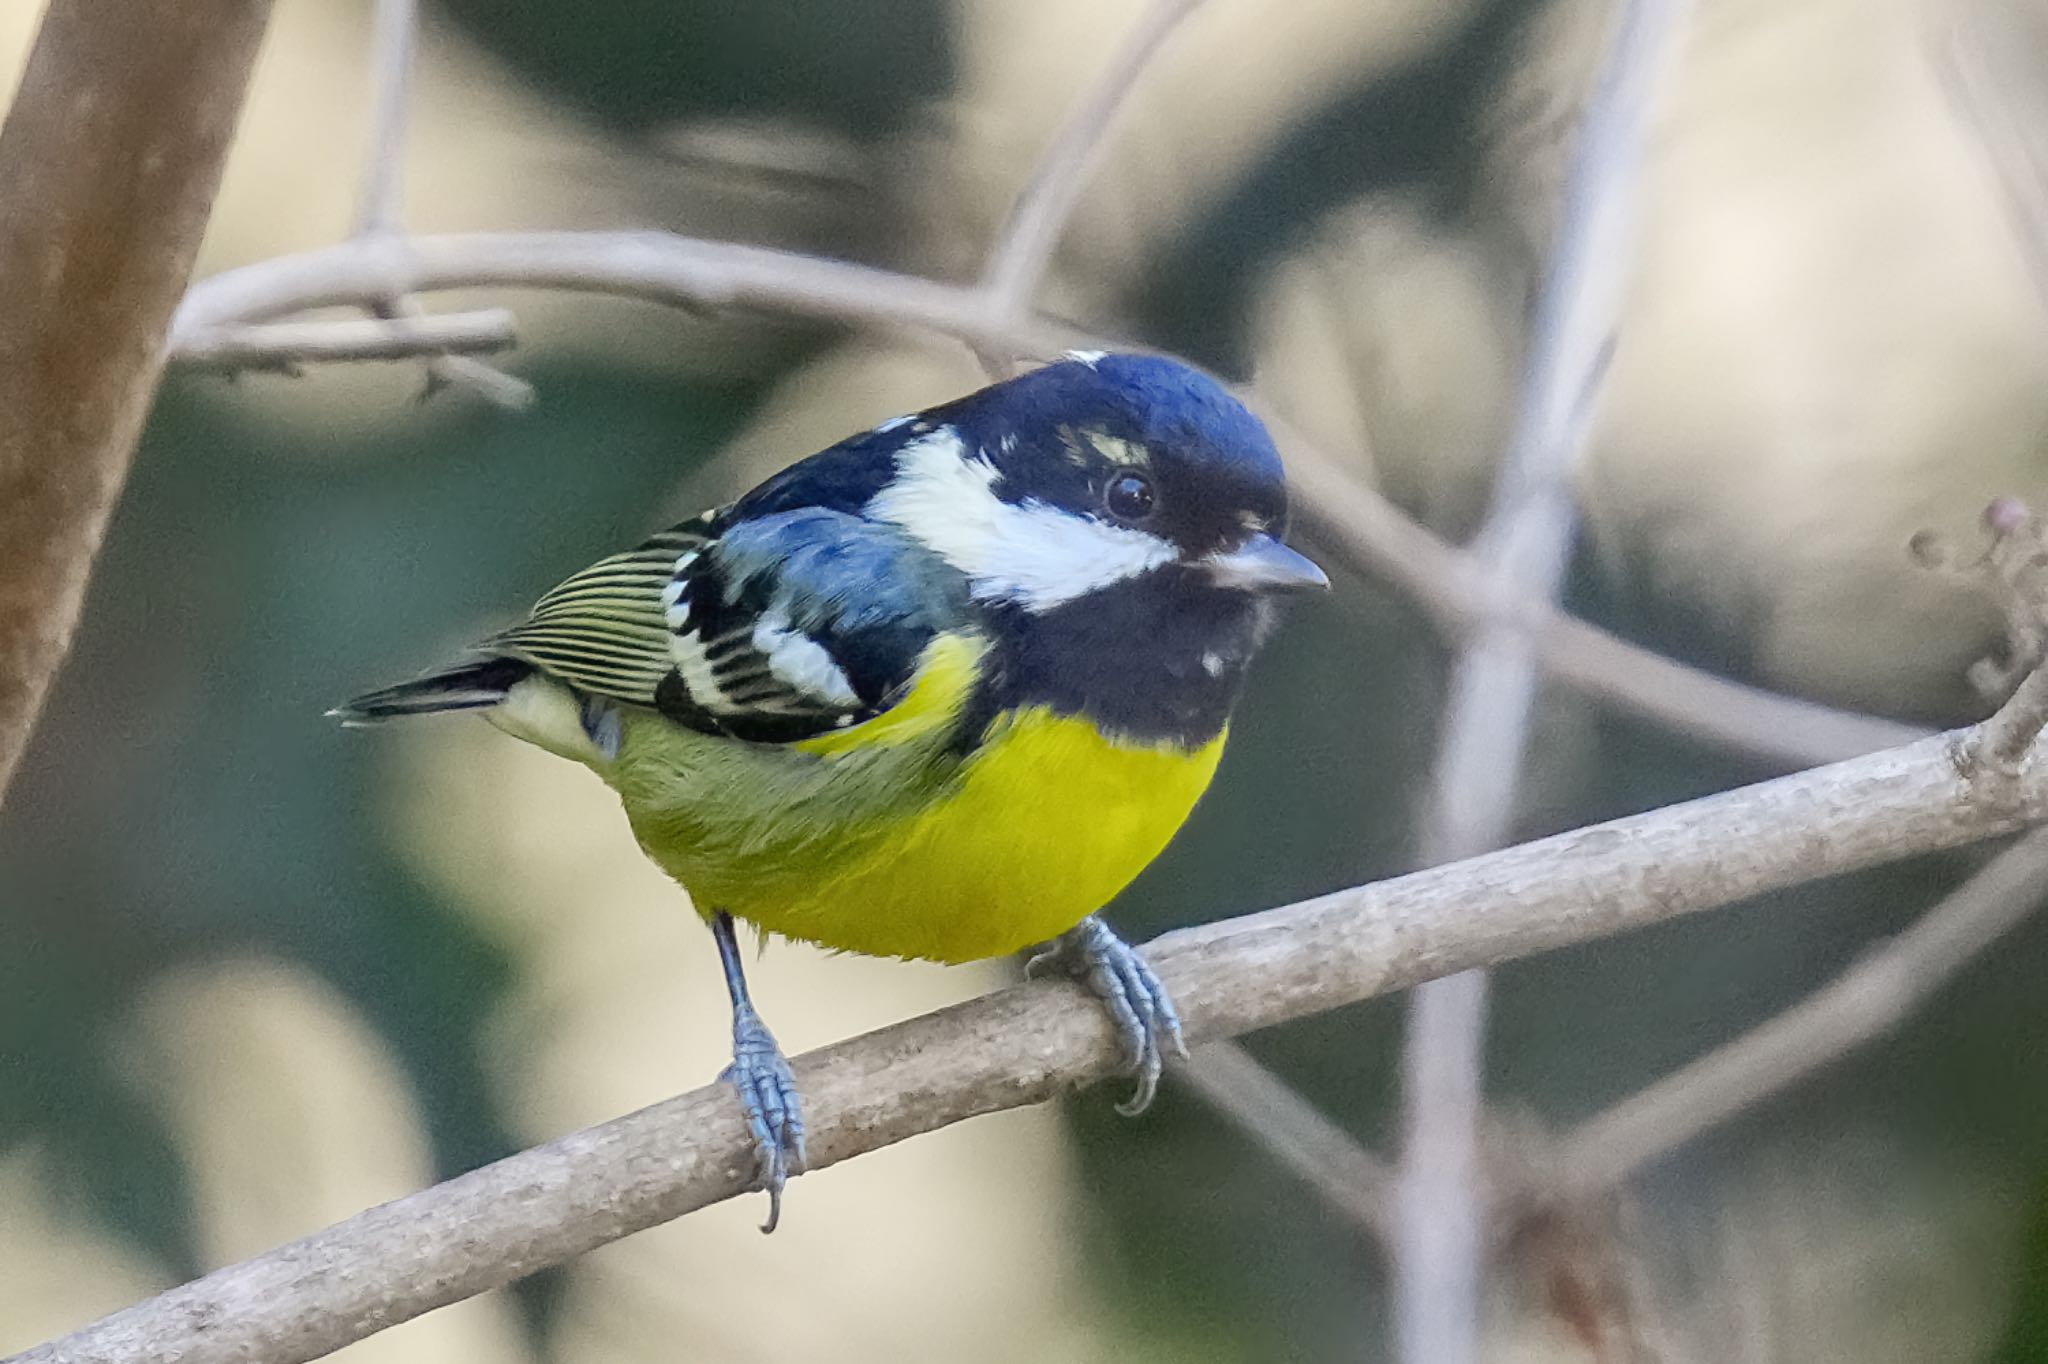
[{"x1": 866, "y1": 428, "x2": 1177, "y2": 610}]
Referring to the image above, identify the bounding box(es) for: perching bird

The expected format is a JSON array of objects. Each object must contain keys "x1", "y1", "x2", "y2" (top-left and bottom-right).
[{"x1": 335, "y1": 352, "x2": 1326, "y2": 1229}]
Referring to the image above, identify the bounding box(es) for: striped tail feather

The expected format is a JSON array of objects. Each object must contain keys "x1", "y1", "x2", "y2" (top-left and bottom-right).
[{"x1": 328, "y1": 657, "x2": 533, "y2": 725}]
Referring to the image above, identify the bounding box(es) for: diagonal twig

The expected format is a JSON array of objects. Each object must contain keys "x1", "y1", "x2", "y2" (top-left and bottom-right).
[
  {"x1": 14, "y1": 714, "x2": 2048, "y2": 1364},
  {"x1": 1393, "y1": 0, "x2": 1691, "y2": 1358},
  {"x1": 979, "y1": 0, "x2": 1208, "y2": 323},
  {"x1": 1274, "y1": 434, "x2": 1930, "y2": 767},
  {"x1": 1176, "y1": 1039, "x2": 1394, "y2": 1241},
  {"x1": 165, "y1": 231, "x2": 1922, "y2": 770},
  {"x1": 1558, "y1": 823, "x2": 2048, "y2": 1193},
  {"x1": 1557, "y1": 498, "x2": 2048, "y2": 1190}
]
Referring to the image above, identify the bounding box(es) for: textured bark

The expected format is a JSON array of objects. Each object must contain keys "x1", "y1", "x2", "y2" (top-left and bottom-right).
[
  {"x1": 12, "y1": 723, "x2": 2045, "y2": 1364},
  {"x1": 0, "y1": 0, "x2": 272, "y2": 802}
]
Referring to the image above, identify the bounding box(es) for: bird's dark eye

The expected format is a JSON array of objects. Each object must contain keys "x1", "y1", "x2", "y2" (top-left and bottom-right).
[{"x1": 1104, "y1": 468, "x2": 1156, "y2": 522}]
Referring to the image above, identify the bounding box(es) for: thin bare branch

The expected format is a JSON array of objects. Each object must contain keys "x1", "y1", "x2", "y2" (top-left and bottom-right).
[
  {"x1": 1559, "y1": 824, "x2": 2048, "y2": 1192},
  {"x1": 174, "y1": 309, "x2": 519, "y2": 367},
  {"x1": 980, "y1": 0, "x2": 1207, "y2": 320},
  {"x1": 1535, "y1": 610, "x2": 1928, "y2": 763},
  {"x1": 1177, "y1": 1040, "x2": 1394, "y2": 1240},
  {"x1": 349, "y1": 0, "x2": 532, "y2": 408},
  {"x1": 1395, "y1": 976, "x2": 1491, "y2": 1364},
  {"x1": 355, "y1": 0, "x2": 418, "y2": 239},
  {"x1": 15, "y1": 719, "x2": 2048, "y2": 1364},
  {"x1": 1942, "y1": 0, "x2": 2048, "y2": 315},
  {"x1": 364, "y1": 295, "x2": 535, "y2": 409},
  {"x1": 0, "y1": 0, "x2": 273, "y2": 806},
  {"x1": 1395, "y1": 0, "x2": 1691, "y2": 1357},
  {"x1": 172, "y1": 231, "x2": 1074, "y2": 354},
  {"x1": 961, "y1": 0, "x2": 1382, "y2": 1243},
  {"x1": 1553, "y1": 496, "x2": 2048, "y2": 1191},
  {"x1": 167, "y1": 231, "x2": 1917, "y2": 769},
  {"x1": 1276, "y1": 434, "x2": 1930, "y2": 766}
]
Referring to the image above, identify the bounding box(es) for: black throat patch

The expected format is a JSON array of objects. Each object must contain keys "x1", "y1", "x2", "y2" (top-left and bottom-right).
[{"x1": 954, "y1": 569, "x2": 1274, "y2": 753}]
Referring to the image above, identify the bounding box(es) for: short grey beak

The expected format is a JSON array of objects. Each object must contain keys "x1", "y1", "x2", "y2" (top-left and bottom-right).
[{"x1": 1201, "y1": 534, "x2": 1329, "y2": 593}]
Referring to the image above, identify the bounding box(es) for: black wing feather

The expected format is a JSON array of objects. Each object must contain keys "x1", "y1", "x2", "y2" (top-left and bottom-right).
[{"x1": 487, "y1": 506, "x2": 970, "y2": 745}]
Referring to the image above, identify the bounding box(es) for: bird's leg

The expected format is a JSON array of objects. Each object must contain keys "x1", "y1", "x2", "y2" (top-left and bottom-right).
[
  {"x1": 711, "y1": 911, "x2": 806, "y2": 1233},
  {"x1": 1026, "y1": 915, "x2": 1186, "y2": 1116}
]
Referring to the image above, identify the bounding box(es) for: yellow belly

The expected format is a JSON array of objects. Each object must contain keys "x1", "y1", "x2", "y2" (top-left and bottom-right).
[
  {"x1": 606, "y1": 637, "x2": 1225, "y2": 963},
  {"x1": 775, "y1": 706, "x2": 1223, "y2": 961}
]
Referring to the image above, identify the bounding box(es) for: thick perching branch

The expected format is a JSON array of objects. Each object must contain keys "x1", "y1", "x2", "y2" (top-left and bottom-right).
[
  {"x1": 13, "y1": 719, "x2": 2048, "y2": 1364},
  {"x1": 1546, "y1": 498, "x2": 2048, "y2": 1193},
  {"x1": 0, "y1": 0, "x2": 2024, "y2": 1359},
  {"x1": 9, "y1": 4, "x2": 2020, "y2": 1359},
  {"x1": 0, "y1": 0, "x2": 272, "y2": 805}
]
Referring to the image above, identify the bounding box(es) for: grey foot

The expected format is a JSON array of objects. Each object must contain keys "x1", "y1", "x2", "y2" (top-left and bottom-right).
[
  {"x1": 719, "y1": 1006, "x2": 807, "y2": 1233},
  {"x1": 1028, "y1": 916, "x2": 1186, "y2": 1116}
]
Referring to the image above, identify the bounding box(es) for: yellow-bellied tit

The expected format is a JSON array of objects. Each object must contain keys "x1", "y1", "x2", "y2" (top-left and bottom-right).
[{"x1": 335, "y1": 352, "x2": 1327, "y2": 1229}]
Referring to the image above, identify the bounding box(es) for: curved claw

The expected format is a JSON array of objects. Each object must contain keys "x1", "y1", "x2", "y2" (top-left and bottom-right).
[
  {"x1": 1037, "y1": 916, "x2": 1185, "y2": 1115},
  {"x1": 721, "y1": 1006, "x2": 807, "y2": 1233}
]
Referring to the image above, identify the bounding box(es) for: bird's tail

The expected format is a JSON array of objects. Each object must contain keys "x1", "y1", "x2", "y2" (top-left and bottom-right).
[{"x1": 328, "y1": 656, "x2": 532, "y2": 725}]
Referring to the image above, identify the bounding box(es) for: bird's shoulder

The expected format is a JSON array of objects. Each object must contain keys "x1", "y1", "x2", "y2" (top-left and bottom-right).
[{"x1": 491, "y1": 448, "x2": 976, "y2": 745}]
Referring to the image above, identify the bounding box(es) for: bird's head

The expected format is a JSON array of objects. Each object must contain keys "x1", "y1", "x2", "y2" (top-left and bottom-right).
[{"x1": 864, "y1": 352, "x2": 1328, "y2": 615}]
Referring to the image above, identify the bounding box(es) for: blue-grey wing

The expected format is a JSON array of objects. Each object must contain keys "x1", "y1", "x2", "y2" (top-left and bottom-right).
[{"x1": 657, "y1": 508, "x2": 972, "y2": 743}]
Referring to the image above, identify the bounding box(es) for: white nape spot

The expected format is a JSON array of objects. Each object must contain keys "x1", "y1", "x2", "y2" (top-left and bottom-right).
[
  {"x1": 659, "y1": 579, "x2": 687, "y2": 608},
  {"x1": 876, "y1": 414, "x2": 914, "y2": 433},
  {"x1": 866, "y1": 428, "x2": 1177, "y2": 610},
  {"x1": 1200, "y1": 650, "x2": 1225, "y2": 677},
  {"x1": 834, "y1": 714, "x2": 855, "y2": 728},
  {"x1": 751, "y1": 610, "x2": 860, "y2": 707},
  {"x1": 1064, "y1": 349, "x2": 1107, "y2": 367},
  {"x1": 673, "y1": 550, "x2": 700, "y2": 571}
]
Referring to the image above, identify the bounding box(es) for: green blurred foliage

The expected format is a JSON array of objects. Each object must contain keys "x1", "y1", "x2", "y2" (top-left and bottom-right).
[
  {"x1": 1998, "y1": 1186, "x2": 2048, "y2": 1363},
  {"x1": 0, "y1": 361, "x2": 764, "y2": 1279},
  {"x1": 9, "y1": 0, "x2": 2048, "y2": 1357},
  {"x1": 441, "y1": 0, "x2": 953, "y2": 137}
]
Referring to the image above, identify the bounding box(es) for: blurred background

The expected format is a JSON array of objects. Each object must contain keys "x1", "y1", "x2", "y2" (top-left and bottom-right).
[{"x1": 6, "y1": 0, "x2": 2048, "y2": 1358}]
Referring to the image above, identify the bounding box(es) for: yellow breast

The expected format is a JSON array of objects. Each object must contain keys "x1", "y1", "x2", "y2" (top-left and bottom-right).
[
  {"x1": 782, "y1": 706, "x2": 1225, "y2": 962},
  {"x1": 609, "y1": 634, "x2": 1226, "y2": 964}
]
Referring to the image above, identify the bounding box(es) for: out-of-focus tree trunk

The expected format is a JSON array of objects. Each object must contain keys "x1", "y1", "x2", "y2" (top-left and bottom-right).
[{"x1": 0, "y1": 0, "x2": 272, "y2": 804}]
